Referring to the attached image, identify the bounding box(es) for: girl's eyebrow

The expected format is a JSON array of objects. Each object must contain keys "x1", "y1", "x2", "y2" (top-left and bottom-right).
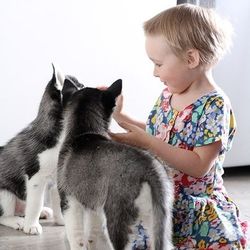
[{"x1": 149, "y1": 57, "x2": 161, "y2": 63}]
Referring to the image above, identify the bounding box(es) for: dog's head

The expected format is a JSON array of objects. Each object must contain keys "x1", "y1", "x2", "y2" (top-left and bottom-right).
[
  {"x1": 44, "y1": 64, "x2": 84, "y2": 109},
  {"x1": 65, "y1": 79, "x2": 122, "y2": 134}
]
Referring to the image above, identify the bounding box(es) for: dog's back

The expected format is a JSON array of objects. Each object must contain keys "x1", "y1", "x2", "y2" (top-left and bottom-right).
[
  {"x1": 58, "y1": 80, "x2": 173, "y2": 249},
  {"x1": 0, "y1": 68, "x2": 84, "y2": 234},
  {"x1": 0, "y1": 73, "x2": 63, "y2": 198},
  {"x1": 61, "y1": 134, "x2": 173, "y2": 249},
  {"x1": 0, "y1": 70, "x2": 84, "y2": 198}
]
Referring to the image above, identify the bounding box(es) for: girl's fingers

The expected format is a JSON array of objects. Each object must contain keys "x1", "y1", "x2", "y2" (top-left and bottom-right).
[
  {"x1": 109, "y1": 132, "x2": 127, "y2": 142},
  {"x1": 96, "y1": 85, "x2": 108, "y2": 90},
  {"x1": 117, "y1": 122, "x2": 135, "y2": 132}
]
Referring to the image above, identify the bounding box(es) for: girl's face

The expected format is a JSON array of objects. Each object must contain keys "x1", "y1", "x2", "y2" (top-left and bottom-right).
[{"x1": 145, "y1": 35, "x2": 195, "y2": 94}]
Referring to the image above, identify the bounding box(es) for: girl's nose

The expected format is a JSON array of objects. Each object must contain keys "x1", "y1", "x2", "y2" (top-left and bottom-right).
[{"x1": 153, "y1": 67, "x2": 159, "y2": 77}]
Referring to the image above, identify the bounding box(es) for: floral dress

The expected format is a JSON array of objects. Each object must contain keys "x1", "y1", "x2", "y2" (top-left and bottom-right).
[{"x1": 132, "y1": 88, "x2": 248, "y2": 249}]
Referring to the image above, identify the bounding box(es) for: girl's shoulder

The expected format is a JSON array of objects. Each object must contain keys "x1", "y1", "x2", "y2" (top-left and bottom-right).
[
  {"x1": 156, "y1": 87, "x2": 233, "y2": 117},
  {"x1": 193, "y1": 88, "x2": 232, "y2": 112}
]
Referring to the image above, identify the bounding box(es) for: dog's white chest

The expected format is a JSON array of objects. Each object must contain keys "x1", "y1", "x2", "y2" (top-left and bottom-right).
[
  {"x1": 38, "y1": 129, "x2": 66, "y2": 178},
  {"x1": 38, "y1": 146, "x2": 59, "y2": 176}
]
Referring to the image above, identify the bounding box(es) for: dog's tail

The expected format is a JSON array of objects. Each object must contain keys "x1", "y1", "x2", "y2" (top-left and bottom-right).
[{"x1": 146, "y1": 158, "x2": 174, "y2": 250}]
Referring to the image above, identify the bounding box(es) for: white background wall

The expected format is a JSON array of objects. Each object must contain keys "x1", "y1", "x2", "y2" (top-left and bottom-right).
[
  {"x1": 0, "y1": 0, "x2": 175, "y2": 142},
  {"x1": 214, "y1": 0, "x2": 250, "y2": 167},
  {"x1": 0, "y1": 0, "x2": 249, "y2": 167}
]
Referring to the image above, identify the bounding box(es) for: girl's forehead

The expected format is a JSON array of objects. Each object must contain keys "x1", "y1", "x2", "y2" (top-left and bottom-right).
[
  {"x1": 145, "y1": 34, "x2": 165, "y2": 46},
  {"x1": 145, "y1": 35, "x2": 172, "y2": 59}
]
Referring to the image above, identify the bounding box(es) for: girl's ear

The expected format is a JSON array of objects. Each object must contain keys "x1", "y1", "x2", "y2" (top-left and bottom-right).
[{"x1": 186, "y1": 49, "x2": 200, "y2": 69}]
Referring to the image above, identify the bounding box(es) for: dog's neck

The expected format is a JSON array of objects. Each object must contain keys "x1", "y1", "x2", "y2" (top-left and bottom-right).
[
  {"x1": 65, "y1": 112, "x2": 111, "y2": 142},
  {"x1": 74, "y1": 131, "x2": 109, "y2": 139},
  {"x1": 32, "y1": 91, "x2": 63, "y2": 139}
]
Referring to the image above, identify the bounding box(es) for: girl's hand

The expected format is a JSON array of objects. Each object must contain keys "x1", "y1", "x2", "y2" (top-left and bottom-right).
[
  {"x1": 96, "y1": 86, "x2": 108, "y2": 90},
  {"x1": 113, "y1": 95, "x2": 123, "y2": 122},
  {"x1": 109, "y1": 122, "x2": 152, "y2": 149}
]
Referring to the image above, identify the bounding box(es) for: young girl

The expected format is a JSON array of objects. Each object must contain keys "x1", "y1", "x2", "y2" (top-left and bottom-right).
[{"x1": 110, "y1": 4, "x2": 248, "y2": 250}]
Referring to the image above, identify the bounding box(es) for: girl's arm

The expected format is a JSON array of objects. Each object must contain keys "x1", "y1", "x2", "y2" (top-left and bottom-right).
[
  {"x1": 110, "y1": 122, "x2": 221, "y2": 178},
  {"x1": 112, "y1": 95, "x2": 146, "y2": 130}
]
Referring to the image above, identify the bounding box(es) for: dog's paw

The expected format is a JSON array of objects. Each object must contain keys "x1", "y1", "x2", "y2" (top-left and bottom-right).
[
  {"x1": 0, "y1": 216, "x2": 25, "y2": 231},
  {"x1": 40, "y1": 206, "x2": 53, "y2": 219},
  {"x1": 11, "y1": 217, "x2": 25, "y2": 230},
  {"x1": 13, "y1": 217, "x2": 25, "y2": 230},
  {"x1": 23, "y1": 222, "x2": 43, "y2": 235}
]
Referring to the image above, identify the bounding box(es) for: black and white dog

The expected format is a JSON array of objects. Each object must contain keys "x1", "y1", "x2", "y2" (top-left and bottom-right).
[
  {"x1": 0, "y1": 66, "x2": 83, "y2": 234},
  {"x1": 57, "y1": 79, "x2": 174, "y2": 250}
]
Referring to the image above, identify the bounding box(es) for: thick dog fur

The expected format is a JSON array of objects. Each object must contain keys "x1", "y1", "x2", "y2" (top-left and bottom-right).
[
  {"x1": 0, "y1": 66, "x2": 83, "y2": 234},
  {"x1": 57, "y1": 79, "x2": 174, "y2": 250}
]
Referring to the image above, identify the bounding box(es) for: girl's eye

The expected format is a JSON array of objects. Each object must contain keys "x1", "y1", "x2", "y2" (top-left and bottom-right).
[{"x1": 155, "y1": 63, "x2": 162, "y2": 67}]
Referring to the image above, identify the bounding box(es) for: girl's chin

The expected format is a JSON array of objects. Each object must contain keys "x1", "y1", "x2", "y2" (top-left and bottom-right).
[
  {"x1": 163, "y1": 82, "x2": 181, "y2": 94},
  {"x1": 166, "y1": 85, "x2": 183, "y2": 94},
  {"x1": 169, "y1": 90, "x2": 182, "y2": 95},
  {"x1": 166, "y1": 86, "x2": 175, "y2": 93}
]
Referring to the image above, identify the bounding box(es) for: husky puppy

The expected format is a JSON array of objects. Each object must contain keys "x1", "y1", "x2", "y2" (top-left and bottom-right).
[
  {"x1": 0, "y1": 66, "x2": 83, "y2": 235},
  {"x1": 58, "y1": 79, "x2": 174, "y2": 250}
]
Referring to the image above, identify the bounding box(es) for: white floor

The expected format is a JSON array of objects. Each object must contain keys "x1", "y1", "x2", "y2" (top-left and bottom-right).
[
  {"x1": 223, "y1": 166, "x2": 250, "y2": 222},
  {"x1": 0, "y1": 166, "x2": 249, "y2": 250}
]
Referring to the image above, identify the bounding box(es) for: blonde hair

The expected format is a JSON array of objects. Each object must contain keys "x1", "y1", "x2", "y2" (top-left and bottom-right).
[{"x1": 143, "y1": 4, "x2": 233, "y2": 65}]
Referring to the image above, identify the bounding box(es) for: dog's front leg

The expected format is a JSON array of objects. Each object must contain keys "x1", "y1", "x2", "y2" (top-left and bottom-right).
[
  {"x1": 50, "y1": 183, "x2": 64, "y2": 225},
  {"x1": 23, "y1": 173, "x2": 47, "y2": 235}
]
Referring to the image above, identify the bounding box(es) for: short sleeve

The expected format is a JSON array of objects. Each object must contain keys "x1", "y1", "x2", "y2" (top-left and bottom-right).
[
  {"x1": 146, "y1": 88, "x2": 171, "y2": 136},
  {"x1": 194, "y1": 96, "x2": 236, "y2": 153},
  {"x1": 146, "y1": 94, "x2": 162, "y2": 136}
]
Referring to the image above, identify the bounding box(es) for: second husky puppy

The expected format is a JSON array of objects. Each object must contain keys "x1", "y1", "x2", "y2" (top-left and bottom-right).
[
  {"x1": 0, "y1": 67, "x2": 83, "y2": 234},
  {"x1": 58, "y1": 79, "x2": 174, "y2": 250}
]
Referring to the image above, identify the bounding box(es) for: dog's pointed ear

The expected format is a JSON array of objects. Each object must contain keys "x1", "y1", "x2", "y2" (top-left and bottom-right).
[
  {"x1": 52, "y1": 63, "x2": 65, "y2": 91},
  {"x1": 106, "y1": 79, "x2": 122, "y2": 99},
  {"x1": 62, "y1": 77, "x2": 78, "y2": 107},
  {"x1": 63, "y1": 78, "x2": 78, "y2": 93},
  {"x1": 102, "y1": 79, "x2": 122, "y2": 109},
  {"x1": 66, "y1": 75, "x2": 84, "y2": 90}
]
